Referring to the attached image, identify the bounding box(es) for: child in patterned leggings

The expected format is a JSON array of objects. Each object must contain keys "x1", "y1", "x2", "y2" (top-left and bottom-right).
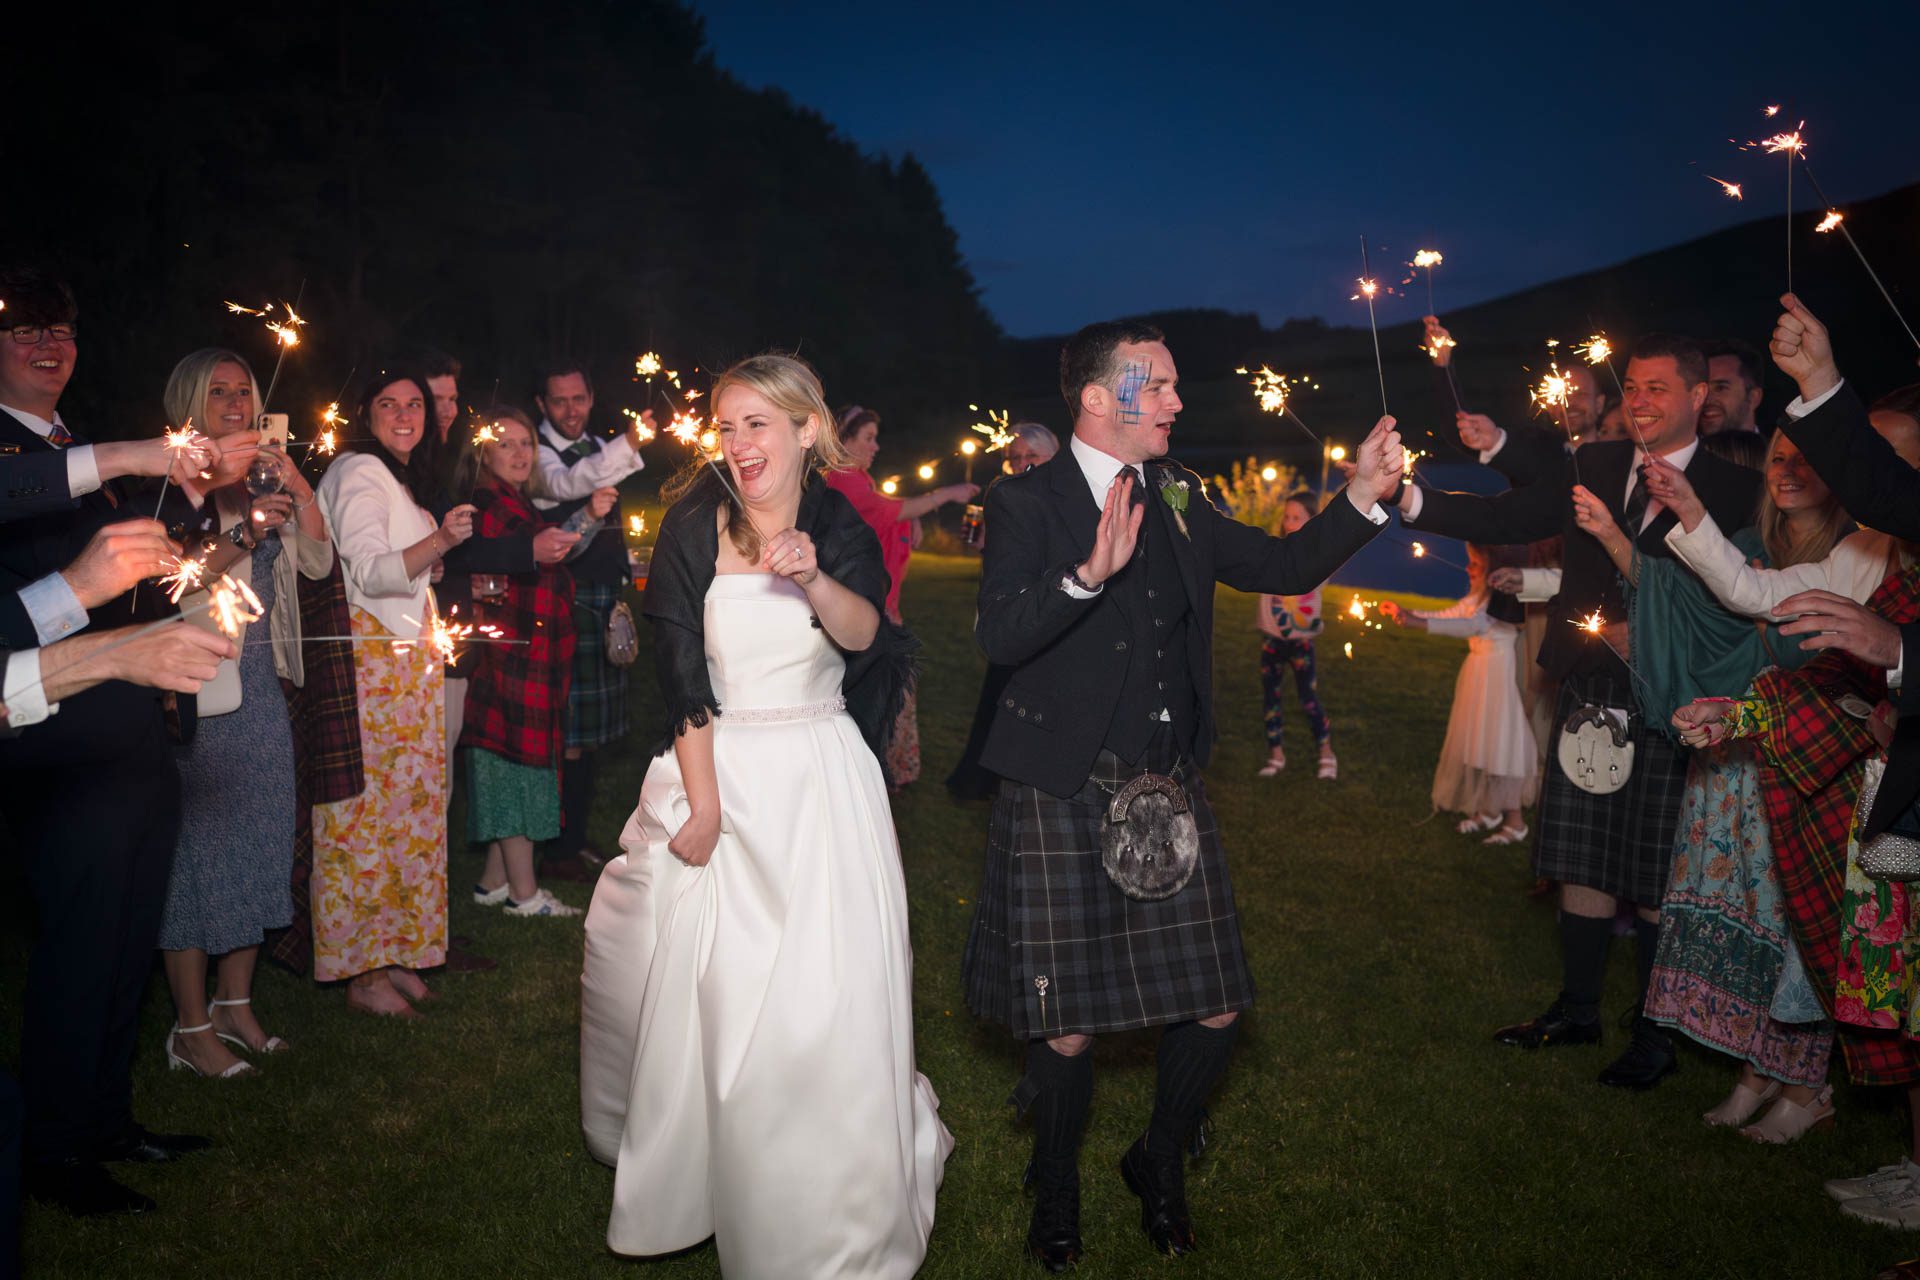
[{"x1": 1257, "y1": 492, "x2": 1336, "y2": 780}]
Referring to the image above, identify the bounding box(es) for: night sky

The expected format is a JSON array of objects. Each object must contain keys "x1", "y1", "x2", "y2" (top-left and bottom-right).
[{"x1": 693, "y1": 0, "x2": 1920, "y2": 338}]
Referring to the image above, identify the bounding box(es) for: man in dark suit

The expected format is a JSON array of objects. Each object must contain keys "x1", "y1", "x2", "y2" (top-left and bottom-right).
[
  {"x1": 0, "y1": 434, "x2": 203, "y2": 524},
  {"x1": 1398, "y1": 333, "x2": 1763, "y2": 1091},
  {"x1": 1755, "y1": 294, "x2": 1920, "y2": 842},
  {"x1": 0, "y1": 264, "x2": 214, "y2": 1216},
  {"x1": 961, "y1": 319, "x2": 1402, "y2": 1268}
]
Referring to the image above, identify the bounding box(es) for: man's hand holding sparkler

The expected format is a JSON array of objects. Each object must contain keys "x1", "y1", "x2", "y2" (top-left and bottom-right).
[
  {"x1": 94, "y1": 435, "x2": 214, "y2": 486},
  {"x1": 1422, "y1": 316, "x2": 1456, "y2": 368},
  {"x1": 202, "y1": 428, "x2": 262, "y2": 488},
  {"x1": 625, "y1": 408, "x2": 658, "y2": 453},
  {"x1": 1771, "y1": 293, "x2": 1841, "y2": 403},
  {"x1": 1454, "y1": 412, "x2": 1500, "y2": 454},
  {"x1": 1347, "y1": 415, "x2": 1407, "y2": 512},
  {"x1": 1639, "y1": 457, "x2": 1706, "y2": 532},
  {"x1": 587, "y1": 486, "x2": 619, "y2": 520},
  {"x1": 59, "y1": 518, "x2": 180, "y2": 609}
]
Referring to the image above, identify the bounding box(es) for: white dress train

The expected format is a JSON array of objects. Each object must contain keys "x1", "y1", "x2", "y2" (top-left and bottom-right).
[{"x1": 580, "y1": 573, "x2": 951, "y2": 1277}]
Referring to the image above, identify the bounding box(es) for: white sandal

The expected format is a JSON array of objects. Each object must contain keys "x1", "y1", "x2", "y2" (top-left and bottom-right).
[
  {"x1": 1484, "y1": 824, "x2": 1531, "y2": 846},
  {"x1": 1740, "y1": 1086, "x2": 1835, "y2": 1144},
  {"x1": 210, "y1": 996, "x2": 289, "y2": 1055},
  {"x1": 1456, "y1": 813, "x2": 1502, "y2": 835},
  {"x1": 1257, "y1": 753, "x2": 1286, "y2": 778},
  {"x1": 1316, "y1": 752, "x2": 1338, "y2": 781},
  {"x1": 166, "y1": 1021, "x2": 253, "y2": 1079},
  {"x1": 1703, "y1": 1077, "x2": 1782, "y2": 1128}
]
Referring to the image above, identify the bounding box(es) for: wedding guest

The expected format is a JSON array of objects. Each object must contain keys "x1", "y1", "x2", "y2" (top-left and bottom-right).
[
  {"x1": 1699, "y1": 337, "x2": 1765, "y2": 436},
  {"x1": 1388, "y1": 545, "x2": 1537, "y2": 841},
  {"x1": 0, "y1": 265, "x2": 213, "y2": 1216},
  {"x1": 423, "y1": 348, "x2": 463, "y2": 446},
  {"x1": 827, "y1": 403, "x2": 977, "y2": 785},
  {"x1": 314, "y1": 366, "x2": 474, "y2": 1017},
  {"x1": 532, "y1": 361, "x2": 648, "y2": 880},
  {"x1": 153, "y1": 349, "x2": 333, "y2": 1078},
  {"x1": 1577, "y1": 429, "x2": 1848, "y2": 1140},
  {"x1": 1256, "y1": 491, "x2": 1337, "y2": 780},
  {"x1": 455, "y1": 407, "x2": 612, "y2": 918}
]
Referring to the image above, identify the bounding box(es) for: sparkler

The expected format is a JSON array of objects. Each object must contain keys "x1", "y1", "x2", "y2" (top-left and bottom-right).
[
  {"x1": 968, "y1": 405, "x2": 1015, "y2": 452},
  {"x1": 156, "y1": 552, "x2": 208, "y2": 605},
  {"x1": 1570, "y1": 606, "x2": 1656, "y2": 702},
  {"x1": 1575, "y1": 331, "x2": 1650, "y2": 454},
  {"x1": 1793, "y1": 159, "x2": 1920, "y2": 356},
  {"x1": 1528, "y1": 348, "x2": 1586, "y2": 485},
  {"x1": 151, "y1": 420, "x2": 210, "y2": 520},
  {"x1": 1411, "y1": 248, "x2": 1444, "y2": 316},
  {"x1": 1235, "y1": 365, "x2": 1321, "y2": 444},
  {"x1": 227, "y1": 283, "x2": 308, "y2": 414},
  {"x1": 628, "y1": 514, "x2": 647, "y2": 539},
  {"x1": 1815, "y1": 210, "x2": 1843, "y2": 234},
  {"x1": 1757, "y1": 122, "x2": 1806, "y2": 292},
  {"x1": 208, "y1": 573, "x2": 264, "y2": 641},
  {"x1": 1704, "y1": 175, "x2": 1743, "y2": 200},
  {"x1": 1355, "y1": 236, "x2": 1389, "y2": 416}
]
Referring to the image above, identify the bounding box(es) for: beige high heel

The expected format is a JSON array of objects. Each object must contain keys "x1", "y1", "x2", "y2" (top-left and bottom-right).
[
  {"x1": 210, "y1": 996, "x2": 289, "y2": 1055},
  {"x1": 1739, "y1": 1085, "x2": 1835, "y2": 1144},
  {"x1": 165, "y1": 1022, "x2": 254, "y2": 1079},
  {"x1": 1703, "y1": 1077, "x2": 1781, "y2": 1127}
]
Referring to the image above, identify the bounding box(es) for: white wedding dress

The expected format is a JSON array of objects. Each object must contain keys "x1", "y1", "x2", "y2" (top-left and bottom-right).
[{"x1": 580, "y1": 572, "x2": 951, "y2": 1277}]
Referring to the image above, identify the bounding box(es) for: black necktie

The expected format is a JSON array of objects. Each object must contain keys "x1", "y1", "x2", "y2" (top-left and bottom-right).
[{"x1": 1622, "y1": 459, "x2": 1649, "y2": 537}]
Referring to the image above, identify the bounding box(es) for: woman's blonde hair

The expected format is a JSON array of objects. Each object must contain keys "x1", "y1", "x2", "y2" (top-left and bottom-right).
[
  {"x1": 662, "y1": 353, "x2": 847, "y2": 562},
  {"x1": 1756, "y1": 429, "x2": 1849, "y2": 569},
  {"x1": 163, "y1": 347, "x2": 257, "y2": 436},
  {"x1": 450, "y1": 404, "x2": 547, "y2": 501}
]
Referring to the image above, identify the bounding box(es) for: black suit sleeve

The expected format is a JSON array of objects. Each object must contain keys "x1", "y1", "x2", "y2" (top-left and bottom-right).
[
  {"x1": 974, "y1": 480, "x2": 1099, "y2": 667},
  {"x1": 1782, "y1": 382, "x2": 1920, "y2": 540},
  {"x1": 1403, "y1": 472, "x2": 1566, "y2": 546},
  {"x1": 1204, "y1": 488, "x2": 1383, "y2": 595},
  {"x1": 1486, "y1": 426, "x2": 1570, "y2": 489},
  {"x1": 441, "y1": 530, "x2": 537, "y2": 576},
  {"x1": 0, "y1": 453, "x2": 78, "y2": 523}
]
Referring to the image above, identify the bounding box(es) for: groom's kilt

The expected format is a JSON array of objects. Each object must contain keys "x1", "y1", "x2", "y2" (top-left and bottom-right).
[{"x1": 962, "y1": 738, "x2": 1255, "y2": 1039}]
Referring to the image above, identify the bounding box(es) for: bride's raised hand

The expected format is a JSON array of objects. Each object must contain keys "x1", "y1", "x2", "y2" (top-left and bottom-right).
[
  {"x1": 763, "y1": 527, "x2": 820, "y2": 587},
  {"x1": 669, "y1": 805, "x2": 722, "y2": 867}
]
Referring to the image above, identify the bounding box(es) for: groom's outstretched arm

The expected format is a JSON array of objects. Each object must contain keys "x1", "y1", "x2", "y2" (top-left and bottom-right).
[{"x1": 1204, "y1": 478, "x2": 1384, "y2": 597}]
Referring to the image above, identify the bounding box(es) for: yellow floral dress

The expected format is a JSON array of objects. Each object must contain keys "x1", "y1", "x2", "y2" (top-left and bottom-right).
[{"x1": 311, "y1": 607, "x2": 447, "y2": 979}]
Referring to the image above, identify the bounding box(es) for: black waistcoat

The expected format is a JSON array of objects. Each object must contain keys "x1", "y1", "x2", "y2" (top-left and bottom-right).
[
  {"x1": 549, "y1": 435, "x2": 628, "y2": 588},
  {"x1": 1102, "y1": 491, "x2": 1197, "y2": 765}
]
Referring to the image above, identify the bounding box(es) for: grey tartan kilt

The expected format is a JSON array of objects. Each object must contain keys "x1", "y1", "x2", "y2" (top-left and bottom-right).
[
  {"x1": 961, "y1": 739, "x2": 1255, "y2": 1039},
  {"x1": 566, "y1": 583, "x2": 632, "y2": 750},
  {"x1": 1534, "y1": 672, "x2": 1688, "y2": 905}
]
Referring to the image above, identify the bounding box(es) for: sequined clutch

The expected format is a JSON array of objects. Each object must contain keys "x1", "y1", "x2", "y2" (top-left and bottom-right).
[{"x1": 1856, "y1": 758, "x2": 1920, "y2": 882}]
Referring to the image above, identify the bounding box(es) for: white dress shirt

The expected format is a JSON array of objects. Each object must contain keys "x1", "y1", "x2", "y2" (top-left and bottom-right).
[
  {"x1": 533, "y1": 420, "x2": 644, "y2": 509},
  {"x1": 1, "y1": 647, "x2": 52, "y2": 728}
]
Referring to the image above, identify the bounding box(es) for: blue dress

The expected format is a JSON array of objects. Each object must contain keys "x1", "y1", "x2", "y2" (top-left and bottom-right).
[{"x1": 158, "y1": 535, "x2": 297, "y2": 954}]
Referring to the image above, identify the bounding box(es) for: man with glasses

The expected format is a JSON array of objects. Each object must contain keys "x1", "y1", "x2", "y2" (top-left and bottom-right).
[{"x1": 0, "y1": 265, "x2": 214, "y2": 1216}]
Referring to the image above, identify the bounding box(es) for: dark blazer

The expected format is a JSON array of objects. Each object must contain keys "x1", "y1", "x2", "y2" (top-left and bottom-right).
[
  {"x1": 976, "y1": 452, "x2": 1383, "y2": 797},
  {"x1": 1781, "y1": 381, "x2": 1920, "y2": 836},
  {"x1": 1408, "y1": 437, "x2": 1763, "y2": 684},
  {"x1": 0, "y1": 408, "x2": 168, "y2": 764},
  {"x1": 0, "y1": 450, "x2": 77, "y2": 523}
]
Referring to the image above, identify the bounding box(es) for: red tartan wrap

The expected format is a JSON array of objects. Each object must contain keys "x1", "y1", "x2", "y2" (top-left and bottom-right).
[
  {"x1": 457, "y1": 480, "x2": 577, "y2": 768},
  {"x1": 1744, "y1": 565, "x2": 1920, "y2": 1085}
]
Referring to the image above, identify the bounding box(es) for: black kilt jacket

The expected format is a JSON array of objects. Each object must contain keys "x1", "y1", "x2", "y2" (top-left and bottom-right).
[{"x1": 974, "y1": 453, "x2": 1384, "y2": 798}]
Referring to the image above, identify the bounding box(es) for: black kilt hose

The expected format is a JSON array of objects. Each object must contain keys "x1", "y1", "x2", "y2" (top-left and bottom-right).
[
  {"x1": 1534, "y1": 670, "x2": 1687, "y2": 906},
  {"x1": 962, "y1": 728, "x2": 1253, "y2": 1038}
]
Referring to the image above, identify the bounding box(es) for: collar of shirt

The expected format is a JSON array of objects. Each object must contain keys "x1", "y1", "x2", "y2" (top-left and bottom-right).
[
  {"x1": 1069, "y1": 435, "x2": 1146, "y2": 509},
  {"x1": 539, "y1": 420, "x2": 593, "y2": 456},
  {"x1": 1626, "y1": 434, "x2": 1702, "y2": 523},
  {"x1": 2, "y1": 404, "x2": 64, "y2": 442}
]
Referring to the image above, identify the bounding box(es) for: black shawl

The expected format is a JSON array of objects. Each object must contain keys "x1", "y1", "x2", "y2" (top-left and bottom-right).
[{"x1": 642, "y1": 468, "x2": 919, "y2": 780}]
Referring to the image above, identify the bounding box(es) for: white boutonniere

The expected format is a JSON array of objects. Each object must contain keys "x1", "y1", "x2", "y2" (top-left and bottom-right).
[{"x1": 1157, "y1": 473, "x2": 1191, "y2": 539}]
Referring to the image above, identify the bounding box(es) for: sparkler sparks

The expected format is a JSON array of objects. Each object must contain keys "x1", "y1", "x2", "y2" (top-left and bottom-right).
[
  {"x1": 1575, "y1": 608, "x2": 1607, "y2": 636},
  {"x1": 667, "y1": 411, "x2": 705, "y2": 446},
  {"x1": 1412, "y1": 249, "x2": 1443, "y2": 270},
  {"x1": 1411, "y1": 542, "x2": 1426, "y2": 558},
  {"x1": 628, "y1": 515, "x2": 647, "y2": 538},
  {"x1": 968, "y1": 405, "x2": 1016, "y2": 452},
  {"x1": 1705, "y1": 175, "x2": 1743, "y2": 200},
  {"x1": 1356, "y1": 235, "x2": 1389, "y2": 416},
  {"x1": 1816, "y1": 210, "x2": 1844, "y2": 233},
  {"x1": 208, "y1": 573, "x2": 264, "y2": 641},
  {"x1": 156, "y1": 553, "x2": 208, "y2": 605},
  {"x1": 619, "y1": 407, "x2": 658, "y2": 442},
  {"x1": 1234, "y1": 365, "x2": 1322, "y2": 444},
  {"x1": 635, "y1": 351, "x2": 663, "y2": 380},
  {"x1": 1574, "y1": 335, "x2": 1613, "y2": 366}
]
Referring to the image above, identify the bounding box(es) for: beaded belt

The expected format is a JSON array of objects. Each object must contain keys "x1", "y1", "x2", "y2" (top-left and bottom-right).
[{"x1": 723, "y1": 696, "x2": 847, "y2": 724}]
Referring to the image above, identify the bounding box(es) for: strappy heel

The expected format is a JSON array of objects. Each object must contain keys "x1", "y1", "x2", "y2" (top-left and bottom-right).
[
  {"x1": 166, "y1": 1021, "x2": 253, "y2": 1079},
  {"x1": 210, "y1": 996, "x2": 289, "y2": 1055}
]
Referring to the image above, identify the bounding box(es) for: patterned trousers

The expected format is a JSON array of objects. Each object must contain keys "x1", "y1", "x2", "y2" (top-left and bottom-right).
[{"x1": 1259, "y1": 636, "x2": 1329, "y2": 749}]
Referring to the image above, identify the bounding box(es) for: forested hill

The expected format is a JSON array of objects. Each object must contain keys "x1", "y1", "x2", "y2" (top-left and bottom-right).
[
  {"x1": 1001, "y1": 181, "x2": 1920, "y2": 464},
  {"x1": 7, "y1": 3, "x2": 1003, "y2": 441}
]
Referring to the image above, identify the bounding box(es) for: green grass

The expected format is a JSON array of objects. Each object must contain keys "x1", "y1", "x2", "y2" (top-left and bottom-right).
[{"x1": 7, "y1": 553, "x2": 1912, "y2": 1277}]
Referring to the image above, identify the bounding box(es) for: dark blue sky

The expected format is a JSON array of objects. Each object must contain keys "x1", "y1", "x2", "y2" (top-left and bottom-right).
[{"x1": 692, "y1": 0, "x2": 1920, "y2": 338}]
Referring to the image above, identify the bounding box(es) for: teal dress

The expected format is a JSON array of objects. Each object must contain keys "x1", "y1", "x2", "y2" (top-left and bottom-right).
[{"x1": 1635, "y1": 527, "x2": 1832, "y2": 1085}]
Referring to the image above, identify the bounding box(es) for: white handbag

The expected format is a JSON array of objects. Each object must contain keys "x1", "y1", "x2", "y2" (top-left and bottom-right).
[
  {"x1": 178, "y1": 586, "x2": 244, "y2": 717},
  {"x1": 1557, "y1": 704, "x2": 1634, "y2": 795}
]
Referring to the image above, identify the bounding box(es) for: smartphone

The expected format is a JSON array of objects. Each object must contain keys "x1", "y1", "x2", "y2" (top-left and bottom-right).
[{"x1": 258, "y1": 412, "x2": 289, "y2": 449}]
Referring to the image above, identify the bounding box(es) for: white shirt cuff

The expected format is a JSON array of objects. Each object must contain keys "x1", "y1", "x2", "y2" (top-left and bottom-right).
[
  {"x1": 64, "y1": 443, "x2": 100, "y2": 497},
  {"x1": 1477, "y1": 428, "x2": 1507, "y2": 465},
  {"x1": 1061, "y1": 575, "x2": 1102, "y2": 600},
  {"x1": 1400, "y1": 485, "x2": 1425, "y2": 523},
  {"x1": 1892, "y1": 643, "x2": 1904, "y2": 690},
  {"x1": 2, "y1": 648, "x2": 53, "y2": 728},
  {"x1": 1785, "y1": 379, "x2": 1845, "y2": 419},
  {"x1": 1343, "y1": 489, "x2": 1390, "y2": 524},
  {"x1": 20, "y1": 573, "x2": 89, "y2": 645}
]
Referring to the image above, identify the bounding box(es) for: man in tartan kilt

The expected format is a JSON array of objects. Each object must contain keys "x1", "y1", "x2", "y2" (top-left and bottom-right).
[
  {"x1": 1398, "y1": 333, "x2": 1761, "y2": 1090},
  {"x1": 533, "y1": 360, "x2": 646, "y2": 881},
  {"x1": 960, "y1": 319, "x2": 1403, "y2": 1268}
]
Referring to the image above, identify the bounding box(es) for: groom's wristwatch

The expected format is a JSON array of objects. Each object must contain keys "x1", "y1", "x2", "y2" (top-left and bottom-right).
[{"x1": 1059, "y1": 565, "x2": 1102, "y2": 595}]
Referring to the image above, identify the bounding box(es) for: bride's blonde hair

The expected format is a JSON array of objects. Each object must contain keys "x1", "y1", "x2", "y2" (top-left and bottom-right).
[{"x1": 662, "y1": 353, "x2": 850, "y2": 562}]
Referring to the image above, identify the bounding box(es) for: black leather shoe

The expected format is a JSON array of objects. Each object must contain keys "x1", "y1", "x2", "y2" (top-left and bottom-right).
[
  {"x1": 1119, "y1": 1136, "x2": 1196, "y2": 1257},
  {"x1": 27, "y1": 1159, "x2": 156, "y2": 1215},
  {"x1": 1492, "y1": 1003, "x2": 1603, "y2": 1049},
  {"x1": 1023, "y1": 1158, "x2": 1083, "y2": 1273},
  {"x1": 1597, "y1": 1018, "x2": 1679, "y2": 1090},
  {"x1": 98, "y1": 1123, "x2": 213, "y2": 1164}
]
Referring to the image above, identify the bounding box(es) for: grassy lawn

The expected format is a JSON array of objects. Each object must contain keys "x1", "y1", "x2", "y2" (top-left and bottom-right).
[{"x1": 6, "y1": 551, "x2": 1911, "y2": 1277}]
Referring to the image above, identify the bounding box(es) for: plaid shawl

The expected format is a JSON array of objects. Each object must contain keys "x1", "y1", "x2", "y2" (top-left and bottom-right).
[
  {"x1": 1747, "y1": 565, "x2": 1920, "y2": 1085},
  {"x1": 271, "y1": 558, "x2": 362, "y2": 975},
  {"x1": 457, "y1": 481, "x2": 576, "y2": 767}
]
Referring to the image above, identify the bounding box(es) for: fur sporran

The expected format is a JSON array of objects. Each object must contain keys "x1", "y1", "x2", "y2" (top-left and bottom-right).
[
  {"x1": 1557, "y1": 703, "x2": 1635, "y2": 796},
  {"x1": 1099, "y1": 773, "x2": 1200, "y2": 901}
]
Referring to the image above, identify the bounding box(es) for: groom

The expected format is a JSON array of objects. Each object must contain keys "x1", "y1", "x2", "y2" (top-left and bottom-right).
[{"x1": 961, "y1": 319, "x2": 1403, "y2": 1268}]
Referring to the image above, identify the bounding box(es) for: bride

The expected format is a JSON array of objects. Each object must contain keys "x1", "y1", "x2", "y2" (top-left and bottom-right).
[{"x1": 580, "y1": 354, "x2": 951, "y2": 1276}]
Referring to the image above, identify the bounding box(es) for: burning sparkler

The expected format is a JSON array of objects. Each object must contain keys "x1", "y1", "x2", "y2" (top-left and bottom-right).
[
  {"x1": 1815, "y1": 210, "x2": 1844, "y2": 234},
  {"x1": 225, "y1": 285, "x2": 308, "y2": 414},
  {"x1": 1705, "y1": 175, "x2": 1743, "y2": 200},
  {"x1": 1355, "y1": 236, "x2": 1388, "y2": 416},
  {"x1": 208, "y1": 573, "x2": 264, "y2": 641},
  {"x1": 1412, "y1": 248, "x2": 1443, "y2": 314},
  {"x1": 968, "y1": 405, "x2": 1015, "y2": 453},
  {"x1": 156, "y1": 552, "x2": 208, "y2": 605},
  {"x1": 151, "y1": 420, "x2": 210, "y2": 521},
  {"x1": 1792, "y1": 157, "x2": 1920, "y2": 355},
  {"x1": 1575, "y1": 332, "x2": 1649, "y2": 454},
  {"x1": 1235, "y1": 365, "x2": 1321, "y2": 444}
]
